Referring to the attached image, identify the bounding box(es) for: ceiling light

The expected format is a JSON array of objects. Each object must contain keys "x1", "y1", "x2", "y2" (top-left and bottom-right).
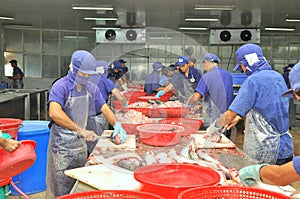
[
  {"x1": 84, "y1": 17, "x2": 118, "y2": 21},
  {"x1": 72, "y1": 5, "x2": 113, "y2": 11},
  {"x1": 64, "y1": 36, "x2": 88, "y2": 39},
  {"x1": 285, "y1": 17, "x2": 300, "y2": 22},
  {"x1": 194, "y1": 5, "x2": 235, "y2": 11},
  {"x1": 265, "y1": 27, "x2": 295, "y2": 31},
  {"x1": 0, "y1": 16, "x2": 15, "y2": 20},
  {"x1": 178, "y1": 26, "x2": 208, "y2": 31},
  {"x1": 185, "y1": 15, "x2": 219, "y2": 22}
]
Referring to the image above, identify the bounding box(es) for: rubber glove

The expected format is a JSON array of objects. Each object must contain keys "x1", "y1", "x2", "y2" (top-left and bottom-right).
[
  {"x1": 239, "y1": 164, "x2": 269, "y2": 186},
  {"x1": 206, "y1": 119, "x2": 222, "y2": 136},
  {"x1": 77, "y1": 129, "x2": 98, "y2": 141},
  {"x1": 121, "y1": 83, "x2": 128, "y2": 91},
  {"x1": 155, "y1": 90, "x2": 165, "y2": 98},
  {"x1": 112, "y1": 122, "x2": 127, "y2": 144},
  {"x1": 122, "y1": 101, "x2": 128, "y2": 108}
]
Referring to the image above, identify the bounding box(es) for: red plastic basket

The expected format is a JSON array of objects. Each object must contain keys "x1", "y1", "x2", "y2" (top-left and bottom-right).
[
  {"x1": 124, "y1": 91, "x2": 147, "y2": 104},
  {"x1": 137, "y1": 124, "x2": 184, "y2": 146},
  {"x1": 178, "y1": 186, "x2": 291, "y2": 199},
  {"x1": 134, "y1": 163, "x2": 220, "y2": 199},
  {"x1": 149, "y1": 107, "x2": 190, "y2": 118},
  {"x1": 56, "y1": 190, "x2": 164, "y2": 199},
  {"x1": 0, "y1": 140, "x2": 36, "y2": 179},
  {"x1": 0, "y1": 118, "x2": 23, "y2": 138},
  {"x1": 123, "y1": 108, "x2": 151, "y2": 117},
  {"x1": 122, "y1": 121, "x2": 154, "y2": 135},
  {"x1": 158, "y1": 118, "x2": 203, "y2": 136}
]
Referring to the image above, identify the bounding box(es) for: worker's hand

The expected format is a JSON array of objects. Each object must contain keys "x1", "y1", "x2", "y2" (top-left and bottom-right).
[
  {"x1": 2, "y1": 139, "x2": 21, "y2": 152},
  {"x1": 122, "y1": 101, "x2": 128, "y2": 108},
  {"x1": 112, "y1": 122, "x2": 127, "y2": 144},
  {"x1": 239, "y1": 164, "x2": 269, "y2": 186},
  {"x1": 206, "y1": 120, "x2": 222, "y2": 136},
  {"x1": 155, "y1": 90, "x2": 165, "y2": 98},
  {"x1": 77, "y1": 129, "x2": 98, "y2": 141}
]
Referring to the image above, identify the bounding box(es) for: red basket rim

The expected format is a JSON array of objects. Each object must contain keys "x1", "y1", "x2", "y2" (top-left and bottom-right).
[
  {"x1": 56, "y1": 190, "x2": 165, "y2": 199},
  {"x1": 178, "y1": 185, "x2": 291, "y2": 199}
]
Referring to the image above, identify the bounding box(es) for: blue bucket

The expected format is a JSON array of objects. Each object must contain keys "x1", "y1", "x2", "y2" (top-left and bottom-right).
[
  {"x1": 231, "y1": 73, "x2": 247, "y2": 85},
  {"x1": 10, "y1": 120, "x2": 50, "y2": 195}
]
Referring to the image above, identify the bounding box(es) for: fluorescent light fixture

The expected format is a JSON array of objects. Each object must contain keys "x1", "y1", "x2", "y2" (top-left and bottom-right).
[
  {"x1": 84, "y1": 17, "x2": 118, "y2": 21},
  {"x1": 286, "y1": 18, "x2": 300, "y2": 22},
  {"x1": 178, "y1": 26, "x2": 208, "y2": 30},
  {"x1": 185, "y1": 15, "x2": 219, "y2": 22},
  {"x1": 265, "y1": 27, "x2": 295, "y2": 31},
  {"x1": 72, "y1": 5, "x2": 113, "y2": 11},
  {"x1": 64, "y1": 36, "x2": 88, "y2": 39},
  {"x1": 0, "y1": 16, "x2": 15, "y2": 20},
  {"x1": 148, "y1": 36, "x2": 173, "y2": 40},
  {"x1": 194, "y1": 5, "x2": 235, "y2": 11}
]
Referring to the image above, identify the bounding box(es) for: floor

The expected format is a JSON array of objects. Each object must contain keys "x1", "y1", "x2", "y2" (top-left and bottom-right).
[{"x1": 7, "y1": 124, "x2": 300, "y2": 199}]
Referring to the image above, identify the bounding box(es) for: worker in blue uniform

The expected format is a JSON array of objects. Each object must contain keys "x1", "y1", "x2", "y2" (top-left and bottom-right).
[
  {"x1": 187, "y1": 53, "x2": 234, "y2": 135},
  {"x1": 207, "y1": 43, "x2": 293, "y2": 165},
  {"x1": 46, "y1": 50, "x2": 127, "y2": 198},
  {"x1": 144, "y1": 62, "x2": 164, "y2": 95},
  {"x1": 86, "y1": 60, "x2": 127, "y2": 154},
  {"x1": 239, "y1": 62, "x2": 300, "y2": 187},
  {"x1": 112, "y1": 60, "x2": 128, "y2": 91},
  {"x1": 156, "y1": 56, "x2": 202, "y2": 103}
]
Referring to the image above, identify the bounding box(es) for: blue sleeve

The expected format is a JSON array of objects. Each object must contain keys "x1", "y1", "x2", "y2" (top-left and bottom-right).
[
  {"x1": 48, "y1": 78, "x2": 68, "y2": 107},
  {"x1": 105, "y1": 78, "x2": 116, "y2": 92},
  {"x1": 195, "y1": 76, "x2": 208, "y2": 96},
  {"x1": 293, "y1": 156, "x2": 300, "y2": 175},
  {"x1": 159, "y1": 75, "x2": 169, "y2": 86},
  {"x1": 228, "y1": 78, "x2": 256, "y2": 117}
]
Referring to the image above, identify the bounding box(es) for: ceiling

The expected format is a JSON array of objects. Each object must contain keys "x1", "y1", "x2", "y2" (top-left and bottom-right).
[{"x1": 1, "y1": 0, "x2": 300, "y2": 33}]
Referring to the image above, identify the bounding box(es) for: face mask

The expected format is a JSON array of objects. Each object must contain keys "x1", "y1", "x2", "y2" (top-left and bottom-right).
[{"x1": 76, "y1": 75, "x2": 90, "y2": 85}]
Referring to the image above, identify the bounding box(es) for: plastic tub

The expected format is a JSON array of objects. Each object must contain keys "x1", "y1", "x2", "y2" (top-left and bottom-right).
[
  {"x1": 56, "y1": 190, "x2": 164, "y2": 199},
  {"x1": 0, "y1": 118, "x2": 23, "y2": 138},
  {"x1": 137, "y1": 124, "x2": 184, "y2": 146},
  {"x1": 231, "y1": 73, "x2": 247, "y2": 85},
  {"x1": 134, "y1": 163, "x2": 220, "y2": 199},
  {"x1": 158, "y1": 118, "x2": 203, "y2": 136},
  {"x1": 10, "y1": 120, "x2": 50, "y2": 195},
  {"x1": 178, "y1": 185, "x2": 291, "y2": 199}
]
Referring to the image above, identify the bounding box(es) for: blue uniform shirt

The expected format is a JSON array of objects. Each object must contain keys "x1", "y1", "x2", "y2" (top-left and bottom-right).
[
  {"x1": 293, "y1": 156, "x2": 300, "y2": 175},
  {"x1": 48, "y1": 76, "x2": 106, "y2": 116},
  {"x1": 195, "y1": 66, "x2": 234, "y2": 115},
  {"x1": 144, "y1": 71, "x2": 161, "y2": 95},
  {"x1": 179, "y1": 67, "x2": 202, "y2": 90},
  {"x1": 97, "y1": 76, "x2": 116, "y2": 102},
  {"x1": 229, "y1": 70, "x2": 293, "y2": 159}
]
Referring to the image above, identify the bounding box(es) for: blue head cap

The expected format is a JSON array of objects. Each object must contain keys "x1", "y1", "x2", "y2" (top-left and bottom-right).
[
  {"x1": 233, "y1": 43, "x2": 265, "y2": 72},
  {"x1": 282, "y1": 62, "x2": 300, "y2": 98},
  {"x1": 176, "y1": 56, "x2": 189, "y2": 66},
  {"x1": 96, "y1": 60, "x2": 109, "y2": 76},
  {"x1": 201, "y1": 53, "x2": 219, "y2": 63},
  {"x1": 152, "y1": 62, "x2": 164, "y2": 71},
  {"x1": 71, "y1": 50, "x2": 98, "y2": 75},
  {"x1": 113, "y1": 60, "x2": 122, "y2": 70}
]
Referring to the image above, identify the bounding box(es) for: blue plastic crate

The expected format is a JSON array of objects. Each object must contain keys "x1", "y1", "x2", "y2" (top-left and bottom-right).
[{"x1": 231, "y1": 73, "x2": 247, "y2": 85}]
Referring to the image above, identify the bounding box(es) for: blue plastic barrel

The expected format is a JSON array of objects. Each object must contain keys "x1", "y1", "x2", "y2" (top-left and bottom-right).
[{"x1": 10, "y1": 120, "x2": 50, "y2": 195}]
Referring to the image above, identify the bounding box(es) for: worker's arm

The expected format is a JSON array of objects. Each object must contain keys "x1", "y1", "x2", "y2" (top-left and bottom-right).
[
  {"x1": 214, "y1": 110, "x2": 238, "y2": 129},
  {"x1": 100, "y1": 103, "x2": 117, "y2": 126},
  {"x1": 187, "y1": 92, "x2": 202, "y2": 106},
  {"x1": 111, "y1": 88, "x2": 127, "y2": 106},
  {"x1": 0, "y1": 137, "x2": 20, "y2": 152},
  {"x1": 260, "y1": 160, "x2": 300, "y2": 186},
  {"x1": 48, "y1": 101, "x2": 97, "y2": 140}
]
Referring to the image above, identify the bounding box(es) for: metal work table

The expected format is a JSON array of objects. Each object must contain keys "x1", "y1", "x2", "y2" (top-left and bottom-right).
[
  {"x1": 0, "y1": 93, "x2": 27, "y2": 119},
  {"x1": 68, "y1": 133, "x2": 256, "y2": 193}
]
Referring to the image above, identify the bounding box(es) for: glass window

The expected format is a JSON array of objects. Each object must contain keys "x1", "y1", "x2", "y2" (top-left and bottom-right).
[
  {"x1": 42, "y1": 31, "x2": 59, "y2": 54},
  {"x1": 24, "y1": 29, "x2": 41, "y2": 54},
  {"x1": 4, "y1": 29, "x2": 22, "y2": 51},
  {"x1": 25, "y1": 54, "x2": 41, "y2": 78},
  {"x1": 43, "y1": 55, "x2": 59, "y2": 78}
]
